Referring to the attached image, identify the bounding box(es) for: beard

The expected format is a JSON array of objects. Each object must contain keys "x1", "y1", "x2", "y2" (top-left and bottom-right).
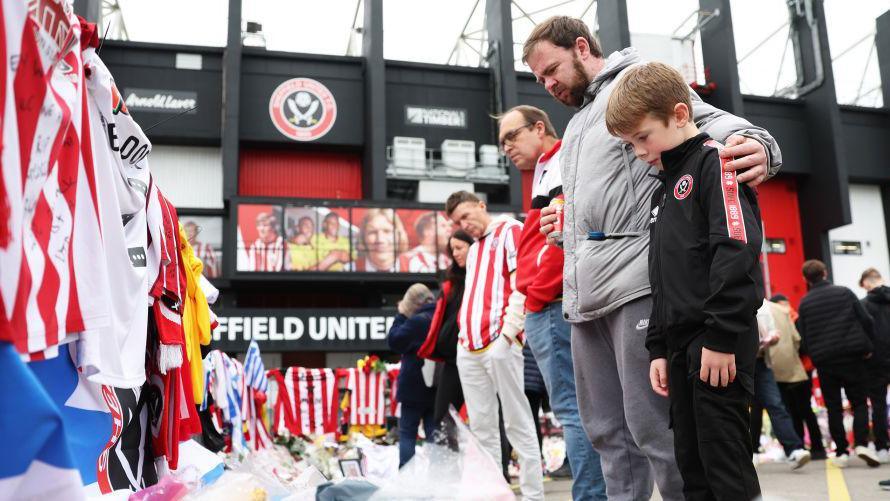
[{"x1": 553, "y1": 54, "x2": 590, "y2": 107}]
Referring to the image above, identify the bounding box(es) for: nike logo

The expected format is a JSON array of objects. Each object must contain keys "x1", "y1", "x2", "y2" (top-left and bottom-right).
[{"x1": 635, "y1": 319, "x2": 649, "y2": 331}]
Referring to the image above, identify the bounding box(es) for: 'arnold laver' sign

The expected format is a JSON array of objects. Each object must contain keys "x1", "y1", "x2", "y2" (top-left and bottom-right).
[
  {"x1": 211, "y1": 309, "x2": 396, "y2": 352},
  {"x1": 124, "y1": 88, "x2": 197, "y2": 113}
]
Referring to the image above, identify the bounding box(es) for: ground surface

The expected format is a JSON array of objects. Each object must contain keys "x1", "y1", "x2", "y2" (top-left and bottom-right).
[{"x1": 524, "y1": 457, "x2": 889, "y2": 500}]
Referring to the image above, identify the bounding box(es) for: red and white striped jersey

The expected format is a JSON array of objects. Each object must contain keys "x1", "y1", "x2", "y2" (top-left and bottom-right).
[
  {"x1": 193, "y1": 241, "x2": 219, "y2": 278},
  {"x1": 459, "y1": 216, "x2": 522, "y2": 351},
  {"x1": 248, "y1": 237, "x2": 284, "y2": 272},
  {"x1": 0, "y1": 3, "x2": 111, "y2": 359},
  {"x1": 345, "y1": 367, "x2": 386, "y2": 426},
  {"x1": 398, "y1": 246, "x2": 447, "y2": 274},
  {"x1": 277, "y1": 367, "x2": 339, "y2": 437},
  {"x1": 386, "y1": 363, "x2": 401, "y2": 418}
]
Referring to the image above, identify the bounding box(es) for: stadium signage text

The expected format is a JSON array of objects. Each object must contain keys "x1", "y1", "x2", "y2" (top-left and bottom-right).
[
  {"x1": 123, "y1": 88, "x2": 198, "y2": 113},
  {"x1": 211, "y1": 309, "x2": 395, "y2": 352},
  {"x1": 405, "y1": 105, "x2": 467, "y2": 128}
]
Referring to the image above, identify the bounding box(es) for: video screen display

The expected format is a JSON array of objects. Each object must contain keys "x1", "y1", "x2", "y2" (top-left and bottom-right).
[{"x1": 236, "y1": 203, "x2": 475, "y2": 274}]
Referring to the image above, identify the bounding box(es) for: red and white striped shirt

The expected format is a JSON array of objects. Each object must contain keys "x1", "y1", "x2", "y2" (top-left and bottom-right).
[
  {"x1": 193, "y1": 241, "x2": 219, "y2": 278},
  {"x1": 277, "y1": 367, "x2": 339, "y2": 437},
  {"x1": 0, "y1": 4, "x2": 111, "y2": 359},
  {"x1": 345, "y1": 367, "x2": 386, "y2": 426},
  {"x1": 459, "y1": 216, "x2": 522, "y2": 351},
  {"x1": 248, "y1": 237, "x2": 284, "y2": 272}
]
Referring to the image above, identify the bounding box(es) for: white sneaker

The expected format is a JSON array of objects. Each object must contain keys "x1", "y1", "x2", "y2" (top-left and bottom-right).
[
  {"x1": 856, "y1": 445, "x2": 881, "y2": 467},
  {"x1": 832, "y1": 455, "x2": 849, "y2": 468},
  {"x1": 878, "y1": 449, "x2": 890, "y2": 464},
  {"x1": 787, "y1": 449, "x2": 811, "y2": 470}
]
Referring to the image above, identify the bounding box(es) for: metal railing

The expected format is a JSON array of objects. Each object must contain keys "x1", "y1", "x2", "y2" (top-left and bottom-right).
[{"x1": 385, "y1": 146, "x2": 510, "y2": 184}]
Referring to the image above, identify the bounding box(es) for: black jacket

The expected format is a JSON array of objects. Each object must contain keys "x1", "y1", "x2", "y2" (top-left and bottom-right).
[
  {"x1": 387, "y1": 302, "x2": 436, "y2": 406},
  {"x1": 797, "y1": 280, "x2": 873, "y2": 368},
  {"x1": 646, "y1": 133, "x2": 763, "y2": 367},
  {"x1": 862, "y1": 286, "x2": 890, "y2": 372}
]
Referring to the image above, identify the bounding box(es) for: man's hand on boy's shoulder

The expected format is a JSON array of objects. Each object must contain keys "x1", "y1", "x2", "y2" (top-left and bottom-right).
[
  {"x1": 720, "y1": 135, "x2": 768, "y2": 187},
  {"x1": 649, "y1": 358, "x2": 669, "y2": 397},
  {"x1": 700, "y1": 347, "x2": 736, "y2": 388}
]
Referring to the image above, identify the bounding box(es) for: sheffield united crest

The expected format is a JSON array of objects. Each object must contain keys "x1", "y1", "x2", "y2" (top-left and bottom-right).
[{"x1": 269, "y1": 78, "x2": 337, "y2": 141}]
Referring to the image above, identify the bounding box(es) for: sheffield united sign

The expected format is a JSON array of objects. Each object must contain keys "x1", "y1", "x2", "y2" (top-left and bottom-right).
[
  {"x1": 269, "y1": 78, "x2": 337, "y2": 141},
  {"x1": 211, "y1": 309, "x2": 394, "y2": 352}
]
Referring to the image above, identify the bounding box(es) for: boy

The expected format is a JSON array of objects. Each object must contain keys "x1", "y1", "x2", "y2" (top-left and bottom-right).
[{"x1": 605, "y1": 62, "x2": 764, "y2": 499}]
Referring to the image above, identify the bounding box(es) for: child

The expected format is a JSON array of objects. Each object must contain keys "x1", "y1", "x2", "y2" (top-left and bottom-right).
[{"x1": 605, "y1": 62, "x2": 764, "y2": 500}]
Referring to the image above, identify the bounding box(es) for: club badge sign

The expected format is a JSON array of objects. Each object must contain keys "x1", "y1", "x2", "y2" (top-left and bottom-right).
[{"x1": 269, "y1": 78, "x2": 337, "y2": 141}]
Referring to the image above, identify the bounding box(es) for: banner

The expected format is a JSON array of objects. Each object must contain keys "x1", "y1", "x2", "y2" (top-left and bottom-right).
[{"x1": 211, "y1": 309, "x2": 397, "y2": 352}]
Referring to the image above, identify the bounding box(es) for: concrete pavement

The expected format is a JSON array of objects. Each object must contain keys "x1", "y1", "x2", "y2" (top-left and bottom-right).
[{"x1": 534, "y1": 457, "x2": 889, "y2": 500}]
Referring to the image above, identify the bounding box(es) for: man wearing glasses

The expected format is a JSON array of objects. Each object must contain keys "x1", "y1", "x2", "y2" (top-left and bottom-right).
[{"x1": 498, "y1": 105, "x2": 606, "y2": 500}]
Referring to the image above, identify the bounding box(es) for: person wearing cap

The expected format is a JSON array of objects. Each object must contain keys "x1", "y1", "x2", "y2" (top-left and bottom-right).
[{"x1": 387, "y1": 283, "x2": 438, "y2": 467}]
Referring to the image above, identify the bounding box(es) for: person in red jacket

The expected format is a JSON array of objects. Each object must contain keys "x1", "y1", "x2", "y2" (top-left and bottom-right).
[{"x1": 498, "y1": 105, "x2": 605, "y2": 500}]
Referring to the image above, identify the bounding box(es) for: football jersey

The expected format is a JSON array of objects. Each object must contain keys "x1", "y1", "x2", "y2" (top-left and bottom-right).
[
  {"x1": 345, "y1": 367, "x2": 386, "y2": 426},
  {"x1": 278, "y1": 367, "x2": 339, "y2": 437},
  {"x1": 248, "y1": 237, "x2": 284, "y2": 272},
  {"x1": 459, "y1": 216, "x2": 522, "y2": 351},
  {"x1": 74, "y1": 47, "x2": 152, "y2": 388},
  {"x1": 0, "y1": 3, "x2": 111, "y2": 358}
]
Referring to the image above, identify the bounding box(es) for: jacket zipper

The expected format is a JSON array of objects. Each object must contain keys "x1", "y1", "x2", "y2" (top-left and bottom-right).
[{"x1": 654, "y1": 189, "x2": 667, "y2": 335}]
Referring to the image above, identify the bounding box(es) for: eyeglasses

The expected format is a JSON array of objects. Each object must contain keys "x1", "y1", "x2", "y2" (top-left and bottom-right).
[{"x1": 499, "y1": 122, "x2": 534, "y2": 152}]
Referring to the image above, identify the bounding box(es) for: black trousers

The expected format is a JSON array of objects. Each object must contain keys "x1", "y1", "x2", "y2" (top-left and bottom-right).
[
  {"x1": 867, "y1": 366, "x2": 889, "y2": 451},
  {"x1": 432, "y1": 361, "x2": 464, "y2": 425},
  {"x1": 818, "y1": 362, "x2": 870, "y2": 454},
  {"x1": 777, "y1": 378, "x2": 826, "y2": 453},
  {"x1": 669, "y1": 337, "x2": 760, "y2": 501},
  {"x1": 526, "y1": 390, "x2": 545, "y2": 454}
]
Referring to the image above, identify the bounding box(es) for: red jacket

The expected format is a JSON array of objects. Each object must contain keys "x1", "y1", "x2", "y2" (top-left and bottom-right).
[{"x1": 516, "y1": 141, "x2": 564, "y2": 313}]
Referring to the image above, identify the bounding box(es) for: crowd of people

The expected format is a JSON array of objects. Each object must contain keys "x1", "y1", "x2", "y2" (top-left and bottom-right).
[{"x1": 385, "y1": 15, "x2": 890, "y2": 501}]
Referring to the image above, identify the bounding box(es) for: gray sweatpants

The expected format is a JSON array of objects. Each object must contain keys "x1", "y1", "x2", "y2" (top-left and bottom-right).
[{"x1": 571, "y1": 296, "x2": 684, "y2": 501}]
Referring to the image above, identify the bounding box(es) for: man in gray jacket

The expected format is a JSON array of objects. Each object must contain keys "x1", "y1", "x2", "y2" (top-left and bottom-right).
[{"x1": 523, "y1": 16, "x2": 781, "y2": 501}]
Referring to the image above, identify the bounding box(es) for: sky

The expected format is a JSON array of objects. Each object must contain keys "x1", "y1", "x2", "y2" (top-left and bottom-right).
[{"x1": 109, "y1": 0, "x2": 888, "y2": 107}]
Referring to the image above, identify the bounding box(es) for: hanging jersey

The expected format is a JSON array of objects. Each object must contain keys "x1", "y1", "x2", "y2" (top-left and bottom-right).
[
  {"x1": 0, "y1": 3, "x2": 111, "y2": 358},
  {"x1": 345, "y1": 367, "x2": 386, "y2": 426},
  {"x1": 280, "y1": 367, "x2": 339, "y2": 437},
  {"x1": 459, "y1": 217, "x2": 522, "y2": 351},
  {"x1": 74, "y1": 47, "x2": 152, "y2": 388},
  {"x1": 386, "y1": 363, "x2": 401, "y2": 418}
]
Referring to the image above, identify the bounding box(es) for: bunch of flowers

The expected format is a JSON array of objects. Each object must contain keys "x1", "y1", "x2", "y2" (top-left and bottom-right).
[{"x1": 356, "y1": 354, "x2": 386, "y2": 374}]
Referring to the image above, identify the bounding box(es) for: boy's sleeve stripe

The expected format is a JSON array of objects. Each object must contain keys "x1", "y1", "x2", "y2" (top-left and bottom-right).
[{"x1": 705, "y1": 139, "x2": 747, "y2": 244}]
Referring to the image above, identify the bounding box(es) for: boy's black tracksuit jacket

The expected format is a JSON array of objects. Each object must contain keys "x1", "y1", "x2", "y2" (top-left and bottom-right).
[{"x1": 645, "y1": 132, "x2": 764, "y2": 391}]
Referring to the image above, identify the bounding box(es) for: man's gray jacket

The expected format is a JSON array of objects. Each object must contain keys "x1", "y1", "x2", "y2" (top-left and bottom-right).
[{"x1": 560, "y1": 48, "x2": 782, "y2": 324}]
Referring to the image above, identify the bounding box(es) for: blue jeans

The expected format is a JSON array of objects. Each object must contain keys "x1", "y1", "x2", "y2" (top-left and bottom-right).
[
  {"x1": 753, "y1": 358, "x2": 803, "y2": 456},
  {"x1": 398, "y1": 403, "x2": 436, "y2": 467},
  {"x1": 526, "y1": 302, "x2": 607, "y2": 501}
]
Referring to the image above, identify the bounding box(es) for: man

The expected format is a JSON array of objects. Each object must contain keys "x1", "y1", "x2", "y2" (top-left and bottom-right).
[
  {"x1": 317, "y1": 212, "x2": 351, "y2": 272},
  {"x1": 445, "y1": 190, "x2": 544, "y2": 501},
  {"x1": 498, "y1": 105, "x2": 606, "y2": 500},
  {"x1": 860, "y1": 267, "x2": 890, "y2": 462},
  {"x1": 752, "y1": 300, "x2": 811, "y2": 468},
  {"x1": 286, "y1": 216, "x2": 318, "y2": 271},
  {"x1": 247, "y1": 212, "x2": 284, "y2": 272},
  {"x1": 766, "y1": 294, "x2": 826, "y2": 460},
  {"x1": 797, "y1": 259, "x2": 877, "y2": 467},
  {"x1": 183, "y1": 220, "x2": 220, "y2": 278},
  {"x1": 399, "y1": 212, "x2": 451, "y2": 273},
  {"x1": 523, "y1": 16, "x2": 781, "y2": 500}
]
